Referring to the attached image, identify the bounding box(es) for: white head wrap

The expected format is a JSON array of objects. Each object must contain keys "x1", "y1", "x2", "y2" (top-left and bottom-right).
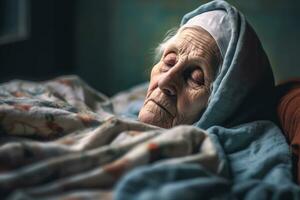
[{"x1": 181, "y1": 10, "x2": 231, "y2": 58}]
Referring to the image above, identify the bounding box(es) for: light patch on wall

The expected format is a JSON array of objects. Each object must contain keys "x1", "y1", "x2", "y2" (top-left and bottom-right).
[{"x1": 0, "y1": 0, "x2": 30, "y2": 45}]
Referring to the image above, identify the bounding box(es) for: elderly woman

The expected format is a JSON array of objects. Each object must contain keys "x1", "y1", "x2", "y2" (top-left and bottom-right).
[{"x1": 138, "y1": 12, "x2": 223, "y2": 128}]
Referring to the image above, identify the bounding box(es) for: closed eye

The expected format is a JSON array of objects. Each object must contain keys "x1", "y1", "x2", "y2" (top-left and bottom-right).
[
  {"x1": 163, "y1": 52, "x2": 177, "y2": 67},
  {"x1": 185, "y1": 68, "x2": 204, "y2": 87},
  {"x1": 191, "y1": 69, "x2": 204, "y2": 84}
]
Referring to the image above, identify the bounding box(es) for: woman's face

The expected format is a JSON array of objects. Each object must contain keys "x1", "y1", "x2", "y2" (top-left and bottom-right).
[{"x1": 138, "y1": 27, "x2": 220, "y2": 128}]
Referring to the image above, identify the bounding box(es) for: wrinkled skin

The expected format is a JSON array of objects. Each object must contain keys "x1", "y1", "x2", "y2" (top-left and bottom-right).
[{"x1": 138, "y1": 27, "x2": 221, "y2": 128}]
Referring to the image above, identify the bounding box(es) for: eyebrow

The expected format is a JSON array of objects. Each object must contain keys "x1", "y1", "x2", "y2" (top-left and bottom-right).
[{"x1": 162, "y1": 43, "x2": 178, "y2": 56}]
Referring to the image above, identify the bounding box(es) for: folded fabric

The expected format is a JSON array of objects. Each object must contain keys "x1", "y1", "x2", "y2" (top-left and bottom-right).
[{"x1": 0, "y1": 75, "x2": 220, "y2": 199}]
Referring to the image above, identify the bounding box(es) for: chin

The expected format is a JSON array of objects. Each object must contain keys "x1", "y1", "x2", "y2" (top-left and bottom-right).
[{"x1": 138, "y1": 110, "x2": 172, "y2": 129}]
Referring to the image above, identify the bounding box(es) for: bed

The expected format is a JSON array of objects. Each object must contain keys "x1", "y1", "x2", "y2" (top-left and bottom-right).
[{"x1": 0, "y1": 75, "x2": 299, "y2": 200}]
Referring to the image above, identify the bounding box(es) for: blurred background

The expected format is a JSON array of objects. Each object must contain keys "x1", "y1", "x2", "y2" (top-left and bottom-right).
[{"x1": 1, "y1": 0, "x2": 300, "y2": 96}]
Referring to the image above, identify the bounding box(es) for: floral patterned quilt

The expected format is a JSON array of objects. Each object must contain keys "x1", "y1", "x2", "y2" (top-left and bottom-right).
[{"x1": 0, "y1": 75, "x2": 219, "y2": 200}]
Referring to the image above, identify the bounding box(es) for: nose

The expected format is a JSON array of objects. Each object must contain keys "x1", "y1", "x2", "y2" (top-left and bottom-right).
[{"x1": 158, "y1": 71, "x2": 177, "y2": 96}]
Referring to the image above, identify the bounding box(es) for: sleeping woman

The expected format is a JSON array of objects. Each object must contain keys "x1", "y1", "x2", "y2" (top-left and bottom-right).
[{"x1": 0, "y1": 1, "x2": 300, "y2": 199}]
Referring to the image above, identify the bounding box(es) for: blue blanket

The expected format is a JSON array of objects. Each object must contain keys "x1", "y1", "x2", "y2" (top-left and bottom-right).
[{"x1": 115, "y1": 1, "x2": 300, "y2": 199}]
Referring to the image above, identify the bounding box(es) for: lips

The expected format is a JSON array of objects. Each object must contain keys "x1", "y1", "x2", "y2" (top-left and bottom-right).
[{"x1": 146, "y1": 99, "x2": 175, "y2": 118}]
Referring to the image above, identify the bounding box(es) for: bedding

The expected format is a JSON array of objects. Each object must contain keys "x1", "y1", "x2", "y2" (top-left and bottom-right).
[
  {"x1": 0, "y1": 75, "x2": 219, "y2": 199},
  {"x1": 0, "y1": 74, "x2": 299, "y2": 200}
]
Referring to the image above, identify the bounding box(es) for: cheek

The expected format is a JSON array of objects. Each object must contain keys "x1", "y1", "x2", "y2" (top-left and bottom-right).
[{"x1": 177, "y1": 89, "x2": 209, "y2": 120}]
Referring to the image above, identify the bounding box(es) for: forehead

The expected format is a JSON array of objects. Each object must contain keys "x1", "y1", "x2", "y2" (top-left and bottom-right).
[{"x1": 168, "y1": 27, "x2": 216, "y2": 56}]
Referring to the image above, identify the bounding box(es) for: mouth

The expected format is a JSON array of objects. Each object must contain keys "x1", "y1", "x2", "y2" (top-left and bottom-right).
[{"x1": 146, "y1": 99, "x2": 175, "y2": 118}]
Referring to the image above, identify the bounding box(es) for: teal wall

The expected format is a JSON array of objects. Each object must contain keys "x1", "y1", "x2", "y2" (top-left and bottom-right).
[
  {"x1": 230, "y1": 0, "x2": 300, "y2": 84},
  {"x1": 74, "y1": 0, "x2": 300, "y2": 96}
]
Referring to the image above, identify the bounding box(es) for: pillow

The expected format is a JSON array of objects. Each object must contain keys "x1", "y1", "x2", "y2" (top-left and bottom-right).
[{"x1": 277, "y1": 79, "x2": 300, "y2": 183}]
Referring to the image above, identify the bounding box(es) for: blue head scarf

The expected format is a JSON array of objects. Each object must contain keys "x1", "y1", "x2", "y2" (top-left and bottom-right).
[{"x1": 180, "y1": 1, "x2": 276, "y2": 129}]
